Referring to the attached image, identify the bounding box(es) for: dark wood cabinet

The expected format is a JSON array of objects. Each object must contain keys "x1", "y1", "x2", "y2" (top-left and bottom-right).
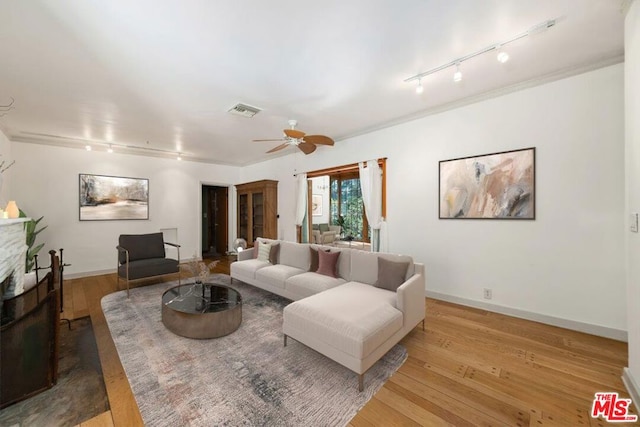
[{"x1": 235, "y1": 180, "x2": 278, "y2": 244}]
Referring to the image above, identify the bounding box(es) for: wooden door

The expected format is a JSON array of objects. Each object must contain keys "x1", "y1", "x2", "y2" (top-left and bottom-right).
[{"x1": 213, "y1": 187, "x2": 228, "y2": 255}]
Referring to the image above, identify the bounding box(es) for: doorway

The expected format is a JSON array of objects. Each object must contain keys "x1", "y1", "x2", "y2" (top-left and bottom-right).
[{"x1": 202, "y1": 185, "x2": 229, "y2": 257}]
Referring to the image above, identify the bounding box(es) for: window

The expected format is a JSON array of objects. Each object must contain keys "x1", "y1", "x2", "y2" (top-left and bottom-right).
[
  {"x1": 330, "y1": 172, "x2": 368, "y2": 241},
  {"x1": 306, "y1": 159, "x2": 386, "y2": 243}
]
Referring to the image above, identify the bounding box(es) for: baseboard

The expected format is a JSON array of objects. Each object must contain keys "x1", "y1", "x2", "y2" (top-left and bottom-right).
[
  {"x1": 426, "y1": 290, "x2": 628, "y2": 342},
  {"x1": 66, "y1": 268, "x2": 115, "y2": 279},
  {"x1": 64, "y1": 257, "x2": 199, "y2": 280},
  {"x1": 623, "y1": 368, "x2": 640, "y2": 408}
]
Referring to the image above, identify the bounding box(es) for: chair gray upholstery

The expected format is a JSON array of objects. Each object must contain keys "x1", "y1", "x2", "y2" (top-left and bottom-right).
[{"x1": 117, "y1": 232, "x2": 180, "y2": 297}]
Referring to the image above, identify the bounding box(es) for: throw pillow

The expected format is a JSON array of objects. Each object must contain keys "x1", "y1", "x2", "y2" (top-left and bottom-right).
[
  {"x1": 316, "y1": 249, "x2": 340, "y2": 278},
  {"x1": 374, "y1": 257, "x2": 410, "y2": 292},
  {"x1": 309, "y1": 247, "x2": 329, "y2": 272},
  {"x1": 257, "y1": 242, "x2": 272, "y2": 262},
  {"x1": 319, "y1": 223, "x2": 330, "y2": 232},
  {"x1": 253, "y1": 240, "x2": 259, "y2": 258},
  {"x1": 269, "y1": 242, "x2": 280, "y2": 265}
]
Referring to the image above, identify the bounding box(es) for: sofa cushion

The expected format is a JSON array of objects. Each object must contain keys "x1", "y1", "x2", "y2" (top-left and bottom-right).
[
  {"x1": 319, "y1": 223, "x2": 329, "y2": 232},
  {"x1": 279, "y1": 241, "x2": 309, "y2": 271},
  {"x1": 316, "y1": 250, "x2": 340, "y2": 278},
  {"x1": 283, "y1": 282, "x2": 402, "y2": 358},
  {"x1": 119, "y1": 233, "x2": 166, "y2": 263},
  {"x1": 118, "y1": 258, "x2": 178, "y2": 280},
  {"x1": 285, "y1": 272, "x2": 346, "y2": 299},
  {"x1": 230, "y1": 258, "x2": 271, "y2": 280},
  {"x1": 350, "y1": 251, "x2": 414, "y2": 285},
  {"x1": 255, "y1": 264, "x2": 306, "y2": 289},
  {"x1": 374, "y1": 257, "x2": 410, "y2": 292}
]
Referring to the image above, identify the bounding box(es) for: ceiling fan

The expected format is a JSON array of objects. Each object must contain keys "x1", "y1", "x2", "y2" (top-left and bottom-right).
[{"x1": 253, "y1": 119, "x2": 334, "y2": 155}]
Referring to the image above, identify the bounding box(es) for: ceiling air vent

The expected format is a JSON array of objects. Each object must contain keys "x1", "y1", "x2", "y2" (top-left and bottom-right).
[{"x1": 227, "y1": 103, "x2": 261, "y2": 118}]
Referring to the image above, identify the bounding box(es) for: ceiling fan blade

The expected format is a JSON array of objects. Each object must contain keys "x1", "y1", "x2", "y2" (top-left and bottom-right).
[
  {"x1": 284, "y1": 129, "x2": 305, "y2": 139},
  {"x1": 297, "y1": 142, "x2": 317, "y2": 155},
  {"x1": 266, "y1": 143, "x2": 289, "y2": 153},
  {"x1": 253, "y1": 138, "x2": 285, "y2": 142},
  {"x1": 304, "y1": 135, "x2": 334, "y2": 146}
]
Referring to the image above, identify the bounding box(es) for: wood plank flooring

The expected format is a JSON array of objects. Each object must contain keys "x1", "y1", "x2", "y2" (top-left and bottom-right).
[{"x1": 63, "y1": 257, "x2": 637, "y2": 426}]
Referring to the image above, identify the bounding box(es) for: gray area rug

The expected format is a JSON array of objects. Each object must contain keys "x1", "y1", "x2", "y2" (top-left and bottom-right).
[{"x1": 102, "y1": 274, "x2": 407, "y2": 426}]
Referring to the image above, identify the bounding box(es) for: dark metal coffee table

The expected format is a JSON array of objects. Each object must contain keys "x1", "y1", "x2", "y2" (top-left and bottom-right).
[{"x1": 161, "y1": 283, "x2": 242, "y2": 339}]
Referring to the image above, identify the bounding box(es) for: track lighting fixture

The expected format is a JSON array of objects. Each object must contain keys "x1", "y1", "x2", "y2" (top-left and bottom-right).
[
  {"x1": 107, "y1": 144, "x2": 114, "y2": 153},
  {"x1": 405, "y1": 18, "x2": 558, "y2": 92},
  {"x1": 177, "y1": 153, "x2": 182, "y2": 161},
  {"x1": 85, "y1": 145, "x2": 92, "y2": 151}
]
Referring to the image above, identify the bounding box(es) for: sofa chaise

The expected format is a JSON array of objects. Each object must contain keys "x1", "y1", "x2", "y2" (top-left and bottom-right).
[{"x1": 230, "y1": 238, "x2": 425, "y2": 391}]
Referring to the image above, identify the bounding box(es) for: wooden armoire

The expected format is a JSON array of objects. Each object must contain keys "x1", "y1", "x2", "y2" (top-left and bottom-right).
[{"x1": 235, "y1": 179, "x2": 278, "y2": 244}]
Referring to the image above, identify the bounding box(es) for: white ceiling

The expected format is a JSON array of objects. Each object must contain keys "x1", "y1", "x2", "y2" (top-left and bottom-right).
[{"x1": 0, "y1": 0, "x2": 625, "y2": 166}]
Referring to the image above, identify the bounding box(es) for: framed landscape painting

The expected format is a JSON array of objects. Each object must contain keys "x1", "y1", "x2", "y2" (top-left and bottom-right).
[
  {"x1": 439, "y1": 147, "x2": 535, "y2": 219},
  {"x1": 79, "y1": 174, "x2": 149, "y2": 221}
]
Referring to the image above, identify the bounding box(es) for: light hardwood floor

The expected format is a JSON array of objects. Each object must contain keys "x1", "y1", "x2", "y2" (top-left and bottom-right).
[{"x1": 65, "y1": 257, "x2": 637, "y2": 427}]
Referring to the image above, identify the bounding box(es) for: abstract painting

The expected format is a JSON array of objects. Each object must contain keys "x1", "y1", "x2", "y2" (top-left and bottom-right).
[
  {"x1": 439, "y1": 147, "x2": 535, "y2": 219},
  {"x1": 79, "y1": 174, "x2": 149, "y2": 221}
]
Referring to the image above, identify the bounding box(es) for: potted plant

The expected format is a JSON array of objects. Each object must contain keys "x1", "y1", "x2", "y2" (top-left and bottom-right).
[{"x1": 19, "y1": 210, "x2": 47, "y2": 287}]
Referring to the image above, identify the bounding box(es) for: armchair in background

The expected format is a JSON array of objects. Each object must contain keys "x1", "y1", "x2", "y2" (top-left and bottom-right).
[
  {"x1": 116, "y1": 232, "x2": 181, "y2": 297},
  {"x1": 312, "y1": 224, "x2": 341, "y2": 245}
]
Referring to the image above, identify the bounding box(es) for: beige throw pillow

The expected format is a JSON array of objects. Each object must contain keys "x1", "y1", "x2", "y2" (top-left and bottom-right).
[{"x1": 257, "y1": 242, "x2": 272, "y2": 262}]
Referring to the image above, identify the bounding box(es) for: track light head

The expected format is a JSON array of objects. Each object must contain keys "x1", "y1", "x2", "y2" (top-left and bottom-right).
[
  {"x1": 453, "y1": 64, "x2": 462, "y2": 82},
  {"x1": 85, "y1": 145, "x2": 92, "y2": 151},
  {"x1": 496, "y1": 46, "x2": 509, "y2": 63},
  {"x1": 415, "y1": 79, "x2": 424, "y2": 94},
  {"x1": 177, "y1": 153, "x2": 182, "y2": 161},
  {"x1": 107, "y1": 144, "x2": 114, "y2": 153}
]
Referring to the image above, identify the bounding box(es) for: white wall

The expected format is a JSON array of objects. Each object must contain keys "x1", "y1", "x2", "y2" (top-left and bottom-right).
[
  {"x1": 311, "y1": 176, "x2": 331, "y2": 224},
  {"x1": 0, "y1": 129, "x2": 11, "y2": 206},
  {"x1": 9, "y1": 142, "x2": 240, "y2": 276},
  {"x1": 244, "y1": 64, "x2": 626, "y2": 337},
  {"x1": 624, "y1": 0, "x2": 640, "y2": 403}
]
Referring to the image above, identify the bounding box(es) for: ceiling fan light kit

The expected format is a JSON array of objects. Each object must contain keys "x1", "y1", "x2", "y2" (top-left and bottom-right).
[
  {"x1": 405, "y1": 17, "x2": 558, "y2": 94},
  {"x1": 253, "y1": 119, "x2": 334, "y2": 155}
]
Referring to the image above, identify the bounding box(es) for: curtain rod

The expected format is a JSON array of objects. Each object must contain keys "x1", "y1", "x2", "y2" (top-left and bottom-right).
[{"x1": 293, "y1": 158, "x2": 387, "y2": 177}]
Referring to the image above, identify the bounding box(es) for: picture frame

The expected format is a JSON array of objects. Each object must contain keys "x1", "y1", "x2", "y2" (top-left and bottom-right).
[
  {"x1": 311, "y1": 194, "x2": 323, "y2": 216},
  {"x1": 439, "y1": 147, "x2": 535, "y2": 219},
  {"x1": 79, "y1": 174, "x2": 149, "y2": 221}
]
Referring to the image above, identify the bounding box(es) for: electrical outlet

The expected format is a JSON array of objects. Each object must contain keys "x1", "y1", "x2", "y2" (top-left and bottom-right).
[{"x1": 483, "y1": 288, "x2": 492, "y2": 300}]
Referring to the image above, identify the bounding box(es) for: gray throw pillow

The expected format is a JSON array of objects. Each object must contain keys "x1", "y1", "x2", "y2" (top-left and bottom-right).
[
  {"x1": 374, "y1": 257, "x2": 410, "y2": 292},
  {"x1": 319, "y1": 223, "x2": 329, "y2": 232},
  {"x1": 269, "y1": 243, "x2": 280, "y2": 264}
]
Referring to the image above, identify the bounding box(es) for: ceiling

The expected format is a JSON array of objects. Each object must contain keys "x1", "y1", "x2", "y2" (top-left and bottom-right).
[{"x1": 0, "y1": 0, "x2": 625, "y2": 166}]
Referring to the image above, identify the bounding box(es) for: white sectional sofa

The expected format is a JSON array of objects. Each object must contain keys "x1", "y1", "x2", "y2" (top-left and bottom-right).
[{"x1": 230, "y1": 238, "x2": 426, "y2": 391}]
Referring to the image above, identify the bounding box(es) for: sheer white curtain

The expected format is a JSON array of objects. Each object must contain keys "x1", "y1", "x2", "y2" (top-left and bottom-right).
[
  {"x1": 359, "y1": 160, "x2": 386, "y2": 252},
  {"x1": 295, "y1": 173, "x2": 309, "y2": 242}
]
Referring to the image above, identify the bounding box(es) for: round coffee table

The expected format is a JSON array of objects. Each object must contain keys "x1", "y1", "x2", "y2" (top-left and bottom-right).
[{"x1": 161, "y1": 283, "x2": 242, "y2": 339}]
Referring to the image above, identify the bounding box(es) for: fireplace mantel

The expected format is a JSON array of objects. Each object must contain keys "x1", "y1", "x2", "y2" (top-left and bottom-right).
[{"x1": 0, "y1": 218, "x2": 29, "y2": 298}]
